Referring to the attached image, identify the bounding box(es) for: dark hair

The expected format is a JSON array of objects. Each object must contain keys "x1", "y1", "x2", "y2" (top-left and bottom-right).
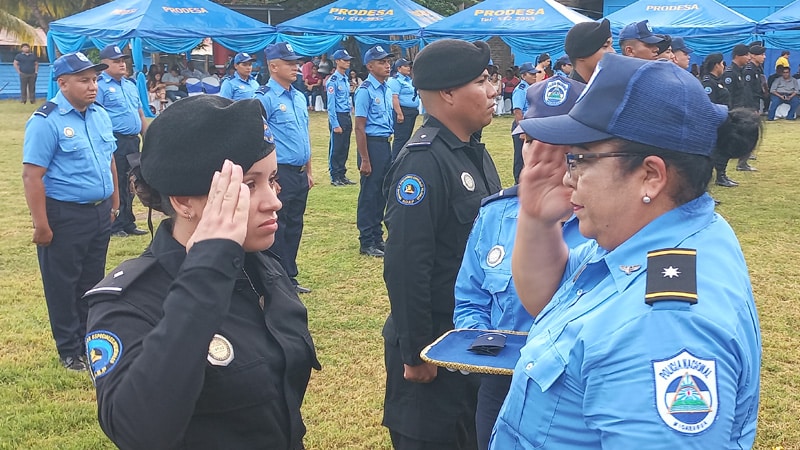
[
  {"x1": 21, "y1": 43, "x2": 30, "y2": 48},
  {"x1": 782, "y1": 50, "x2": 791, "y2": 56},
  {"x1": 612, "y1": 108, "x2": 761, "y2": 205},
  {"x1": 702, "y1": 53, "x2": 724, "y2": 75},
  {"x1": 130, "y1": 162, "x2": 175, "y2": 216}
]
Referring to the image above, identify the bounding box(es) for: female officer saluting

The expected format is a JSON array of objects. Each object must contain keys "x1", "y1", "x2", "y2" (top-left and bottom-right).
[{"x1": 83, "y1": 95, "x2": 320, "y2": 450}]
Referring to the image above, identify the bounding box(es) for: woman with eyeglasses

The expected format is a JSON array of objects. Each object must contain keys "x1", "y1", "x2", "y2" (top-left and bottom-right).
[{"x1": 489, "y1": 53, "x2": 762, "y2": 448}]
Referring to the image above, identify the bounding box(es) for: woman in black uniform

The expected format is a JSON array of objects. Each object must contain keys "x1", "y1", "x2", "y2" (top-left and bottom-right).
[
  {"x1": 84, "y1": 95, "x2": 320, "y2": 450},
  {"x1": 701, "y1": 53, "x2": 739, "y2": 188}
]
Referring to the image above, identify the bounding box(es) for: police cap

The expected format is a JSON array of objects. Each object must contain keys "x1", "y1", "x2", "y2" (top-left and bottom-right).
[
  {"x1": 732, "y1": 44, "x2": 750, "y2": 57},
  {"x1": 413, "y1": 39, "x2": 491, "y2": 90}
]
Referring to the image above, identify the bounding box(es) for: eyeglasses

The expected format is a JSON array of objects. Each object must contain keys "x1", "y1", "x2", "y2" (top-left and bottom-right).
[{"x1": 565, "y1": 152, "x2": 639, "y2": 178}]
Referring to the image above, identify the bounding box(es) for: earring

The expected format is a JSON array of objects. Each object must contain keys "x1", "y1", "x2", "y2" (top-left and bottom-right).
[
  {"x1": 642, "y1": 195, "x2": 651, "y2": 204},
  {"x1": 184, "y1": 210, "x2": 192, "y2": 222}
]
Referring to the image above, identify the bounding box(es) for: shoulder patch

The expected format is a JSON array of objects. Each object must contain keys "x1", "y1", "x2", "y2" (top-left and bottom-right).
[
  {"x1": 652, "y1": 349, "x2": 718, "y2": 434},
  {"x1": 645, "y1": 248, "x2": 697, "y2": 305},
  {"x1": 405, "y1": 127, "x2": 439, "y2": 152},
  {"x1": 481, "y1": 185, "x2": 519, "y2": 207},
  {"x1": 395, "y1": 174, "x2": 426, "y2": 206},
  {"x1": 255, "y1": 85, "x2": 271, "y2": 95},
  {"x1": 359, "y1": 80, "x2": 372, "y2": 89},
  {"x1": 86, "y1": 330, "x2": 123, "y2": 382},
  {"x1": 33, "y1": 101, "x2": 57, "y2": 118},
  {"x1": 723, "y1": 77, "x2": 732, "y2": 85},
  {"x1": 83, "y1": 255, "x2": 158, "y2": 302},
  {"x1": 704, "y1": 86, "x2": 712, "y2": 94},
  {"x1": 745, "y1": 74, "x2": 752, "y2": 82}
]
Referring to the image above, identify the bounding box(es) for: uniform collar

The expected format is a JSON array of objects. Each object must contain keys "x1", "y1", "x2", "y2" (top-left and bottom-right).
[
  {"x1": 421, "y1": 115, "x2": 474, "y2": 151},
  {"x1": 147, "y1": 219, "x2": 188, "y2": 279},
  {"x1": 99, "y1": 71, "x2": 123, "y2": 84},
  {"x1": 267, "y1": 77, "x2": 293, "y2": 96},
  {"x1": 53, "y1": 90, "x2": 98, "y2": 115},
  {"x1": 366, "y1": 73, "x2": 385, "y2": 87},
  {"x1": 234, "y1": 72, "x2": 252, "y2": 83}
]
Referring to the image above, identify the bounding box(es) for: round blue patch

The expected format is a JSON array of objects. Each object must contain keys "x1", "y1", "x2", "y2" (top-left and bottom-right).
[
  {"x1": 86, "y1": 330, "x2": 123, "y2": 381},
  {"x1": 704, "y1": 86, "x2": 712, "y2": 94},
  {"x1": 396, "y1": 174, "x2": 426, "y2": 206},
  {"x1": 724, "y1": 77, "x2": 732, "y2": 85}
]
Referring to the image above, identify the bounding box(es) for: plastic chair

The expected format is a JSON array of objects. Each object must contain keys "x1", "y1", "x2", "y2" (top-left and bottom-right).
[
  {"x1": 202, "y1": 76, "x2": 220, "y2": 95},
  {"x1": 185, "y1": 78, "x2": 202, "y2": 96}
]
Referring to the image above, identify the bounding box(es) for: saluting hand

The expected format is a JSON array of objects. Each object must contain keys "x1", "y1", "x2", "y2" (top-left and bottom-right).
[
  {"x1": 518, "y1": 140, "x2": 573, "y2": 225},
  {"x1": 186, "y1": 160, "x2": 250, "y2": 252}
]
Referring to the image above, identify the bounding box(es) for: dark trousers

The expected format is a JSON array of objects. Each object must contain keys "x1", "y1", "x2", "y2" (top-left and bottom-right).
[
  {"x1": 111, "y1": 133, "x2": 140, "y2": 233},
  {"x1": 511, "y1": 121, "x2": 524, "y2": 183},
  {"x1": 712, "y1": 147, "x2": 730, "y2": 179},
  {"x1": 19, "y1": 72, "x2": 37, "y2": 103},
  {"x1": 272, "y1": 164, "x2": 309, "y2": 285},
  {"x1": 357, "y1": 137, "x2": 391, "y2": 249},
  {"x1": 475, "y1": 374, "x2": 512, "y2": 450},
  {"x1": 165, "y1": 90, "x2": 187, "y2": 102},
  {"x1": 38, "y1": 198, "x2": 111, "y2": 358},
  {"x1": 391, "y1": 107, "x2": 419, "y2": 162},
  {"x1": 329, "y1": 112, "x2": 352, "y2": 181}
]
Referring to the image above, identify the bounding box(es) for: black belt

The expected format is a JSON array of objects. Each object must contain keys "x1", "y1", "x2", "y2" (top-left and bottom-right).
[
  {"x1": 400, "y1": 106, "x2": 418, "y2": 112},
  {"x1": 113, "y1": 132, "x2": 139, "y2": 139},
  {"x1": 278, "y1": 163, "x2": 305, "y2": 172},
  {"x1": 48, "y1": 197, "x2": 108, "y2": 207},
  {"x1": 336, "y1": 111, "x2": 351, "y2": 115},
  {"x1": 367, "y1": 136, "x2": 391, "y2": 142}
]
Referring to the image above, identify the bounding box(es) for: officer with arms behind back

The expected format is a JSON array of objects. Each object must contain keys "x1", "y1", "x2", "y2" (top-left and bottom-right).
[
  {"x1": 326, "y1": 49, "x2": 357, "y2": 186},
  {"x1": 22, "y1": 52, "x2": 119, "y2": 371},
  {"x1": 382, "y1": 38, "x2": 502, "y2": 450},
  {"x1": 387, "y1": 57, "x2": 420, "y2": 161}
]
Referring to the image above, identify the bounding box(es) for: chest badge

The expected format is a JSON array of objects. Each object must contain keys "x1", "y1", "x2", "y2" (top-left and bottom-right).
[
  {"x1": 652, "y1": 350, "x2": 718, "y2": 434},
  {"x1": 619, "y1": 264, "x2": 641, "y2": 275},
  {"x1": 63, "y1": 127, "x2": 75, "y2": 138},
  {"x1": 279, "y1": 104, "x2": 287, "y2": 112},
  {"x1": 109, "y1": 86, "x2": 116, "y2": 93},
  {"x1": 375, "y1": 97, "x2": 381, "y2": 104},
  {"x1": 396, "y1": 174, "x2": 426, "y2": 206},
  {"x1": 207, "y1": 334, "x2": 235, "y2": 366},
  {"x1": 461, "y1": 172, "x2": 475, "y2": 191},
  {"x1": 486, "y1": 245, "x2": 505, "y2": 267}
]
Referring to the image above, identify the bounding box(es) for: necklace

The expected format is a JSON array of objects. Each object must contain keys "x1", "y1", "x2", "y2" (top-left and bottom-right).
[{"x1": 242, "y1": 268, "x2": 265, "y2": 310}]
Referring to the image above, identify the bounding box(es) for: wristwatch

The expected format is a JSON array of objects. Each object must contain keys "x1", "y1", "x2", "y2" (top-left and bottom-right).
[{"x1": 111, "y1": 208, "x2": 120, "y2": 218}]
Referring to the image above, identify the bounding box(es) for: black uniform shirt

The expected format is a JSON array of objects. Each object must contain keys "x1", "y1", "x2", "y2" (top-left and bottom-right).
[
  {"x1": 703, "y1": 74, "x2": 732, "y2": 107},
  {"x1": 723, "y1": 62, "x2": 752, "y2": 109},
  {"x1": 84, "y1": 220, "x2": 320, "y2": 450},
  {"x1": 742, "y1": 62, "x2": 765, "y2": 109},
  {"x1": 382, "y1": 116, "x2": 502, "y2": 365}
]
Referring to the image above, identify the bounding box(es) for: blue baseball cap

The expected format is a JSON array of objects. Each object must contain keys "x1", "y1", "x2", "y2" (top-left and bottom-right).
[
  {"x1": 99, "y1": 44, "x2": 129, "y2": 60},
  {"x1": 554, "y1": 55, "x2": 572, "y2": 70},
  {"x1": 619, "y1": 20, "x2": 665, "y2": 45},
  {"x1": 518, "y1": 62, "x2": 540, "y2": 75},
  {"x1": 519, "y1": 53, "x2": 727, "y2": 157},
  {"x1": 265, "y1": 42, "x2": 303, "y2": 61},
  {"x1": 234, "y1": 52, "x2": 256, "y2": 64},
  {"x1": 332, "y1": 49, "x2": 353, "y2": 61},
  {"x1": 394, "y1": 58, "x2": 411, "y2": 70},
  {"x1": 52, "y1": 52, "x2": 108, "y2": 80},
  {"x1": 671, "y1": 37, "x2": 693, "y2": 54},
  {"x1": 513, "y1": 75, "x2": 586, "y2": 135},
  {"x1": 363, "y1": 45, "x2": 393, "y2": 64}
]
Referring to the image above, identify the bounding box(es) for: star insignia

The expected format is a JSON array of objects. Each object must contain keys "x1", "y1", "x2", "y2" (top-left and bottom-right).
[{"x1": 662, "y1": 266, "x2": 681, "y2": 278}]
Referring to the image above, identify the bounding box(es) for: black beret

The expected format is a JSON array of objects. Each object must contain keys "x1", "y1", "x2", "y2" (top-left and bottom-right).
[
  {"x1": 141, "y1": 96, "x2": 275, "y2": 197},
  {"x1": 565, "y1": 19, "x2": 611, "y2": 60},
  {"x1": 413, "y1": 39, "x2": 491, "y2": 90},
  {"x1": 749, "y1": 45, "x2": 766, "y2": 55},
  {"x1": 732, "y1": 44, "x2": 750, "y2": 57}
]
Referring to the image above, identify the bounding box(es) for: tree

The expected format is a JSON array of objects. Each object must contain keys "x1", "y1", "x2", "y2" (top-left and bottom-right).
[
  {"x1": 0, "y1": 12, "x2": 38, "y2": 45},
  {"x1": 0, "y1": 0, "x2": 100, "y2": 33}
]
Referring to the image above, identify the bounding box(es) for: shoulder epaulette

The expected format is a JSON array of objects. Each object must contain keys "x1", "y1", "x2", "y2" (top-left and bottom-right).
[
  {"x1": 405, "y1": 127, "x2": 439, "y2": 152},
  {"x1": 358, "y1": 80, "x2": 372, "y2": 89},
  {"x1": 33, "y1": 101, "x2": 57, "y2": 118},
  {"x1": 481, "y1": 185, "x2": 518, "y2": 207},
  {"x1": 644, "y1": 248, "x2": 698, "y2": 306},
  {"x1": 701, "y1": 75, "x2": 711, "y2": 82},
  {"x1": 83, "y1": 255, "x2": 158, "y2": 302},
  {"x1": 255, "y1": 85, "x2": 271, "y2": 95}
]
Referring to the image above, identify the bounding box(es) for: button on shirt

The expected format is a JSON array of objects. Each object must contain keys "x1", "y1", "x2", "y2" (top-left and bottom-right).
[
  {"x1": 511, "y1": 80, "x2": 530, "y2": 114},
  {"x1": 490, "y1": 194, "x2": 761, "y2": 449},
  {"x1": 96, "y1": 72, "x2": 143, "y2": 135},
  {"x1": 23, "y1": 91, "x2": 116, "y2": 203},
  {"x1": 354, "y1": 74, "x2": 394, "y2": 137},
  {"x1": 256, "y1": 78, "x2": 310, "y2": 166},
  {"x1": 386, "y1": 74, "x2": 418, "y2": 109},
  {"x1": 219, "y1": 72, "x2": 260, "y2": 101},
  {"x1": 325, "y1": 71, "x2": 352, "y2": 128}
]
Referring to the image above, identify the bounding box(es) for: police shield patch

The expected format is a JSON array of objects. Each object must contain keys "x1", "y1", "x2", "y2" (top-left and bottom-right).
[
  {"x1": 652, "y1": 350, "x2": 718, "y2": 434},
  {"x1": 396, "y1": 174, "x2": 426, "y2": 206}
]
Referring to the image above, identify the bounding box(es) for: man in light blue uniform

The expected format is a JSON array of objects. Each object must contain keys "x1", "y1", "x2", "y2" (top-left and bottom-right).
[
  {"x1": 326, "y1": 49, "x2": 356, "y2": 186},
  {"x1": 510, "y1": 62, "x2": 539, "y2": 183},
  {"x1": 490, "y1": 54, "x2": 761, "y2": 449},
  {"x1": 386, "y1": 58, "x2": 419, "y2": 161},
  {"x1": 453, "y1": 75, "x2": 587, "y2": 450},
  {"x1": 219, "y1": 52, "x2": 260, "y2": 101},
  {"x1": 96, "y1": 44, "x2": 148, "y2": 238},
  {"x1": 256, "y1": 42, "x2": 314, "y2": 294},
  {"x1": 354, "y1": 45, "x2": 394, "y2": 257},
  {"x1": 22, "y1": 52, "x2": 119, "y2": 371}
]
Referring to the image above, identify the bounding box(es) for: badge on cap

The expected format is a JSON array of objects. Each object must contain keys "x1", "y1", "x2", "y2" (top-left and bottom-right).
[
  {"x1": 543, "y1": 79, "x2": 570, "y2": 107},
  {"x1": 76, "y1": 52, "x2": 90, "y2": 62},
  {"x1": 85, "y1": 330, "x2": 123, "y2": 382},
  {"x1": 461, "y1": 172, "x2": 475, "y2": 191},
  {"x1": 652, "y1": 350, "x2": 718, "y2": 434},
  {"x1": 114, "y1": 46, "x2": 121, "y2": 54},
  {"x1": 376, "y1": 46, "x2": 385, "y2": 52},
  {"x1": 207, "y1": 334, "x2": 234, "y2": 366},
  {"x1": 646, "y1": 22, "x2": 653, "y2": 32},
  {"x1": 279, "y1": 104, "x2": 287, "y2": 111},
  {"x1": 486, "y1": 245, "x2": 505, "y2": 267},
  {"x1": 396, "y1": 174, "x2": 426, "y2": 206},
  {"x1": 286, "y1": 43, "x2": 295, "y2": 53},
  {"x1": 63, "y1": 127, "x2": 75, "y2": 138}
]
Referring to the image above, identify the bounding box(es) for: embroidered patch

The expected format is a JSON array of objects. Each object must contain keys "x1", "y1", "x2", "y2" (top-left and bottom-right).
[
  {"x1": 262, "y1": 116, "x2": 274, "y2": 145},
  {"x1": 63, "y1": 127, "x2": 74, "y2": 138},
  {"x1": 396, "y1": 174, "x2": 426, "y2": 206},
  {"x1": 745, "y1": 74, "x2": 752, "y2": 82},
  {"x1": 704, "y1": 86, "x2": 712, "y2": 94},
  {"x1": 279, "y1": 104, "x2": 287, "y2": 111},
  {"x1": 646, "y1": 22, "x2": 653, "y2": 32},
  {"x1": 76, "y1": 52, "x2": 90, "y2": 62},
  {"x1": 114, "y1": 46, "x2": 122, "y2": 54},
  {"x1": 208, "y1": 334, "x2": 235, "y2": 366},
  {"x1": 286, "y1": 43, "x2": 295, "y2": 53},
  {"x1": 328, "y1": 86, "x2": 334, "y2": 94},
  {"x1": 652, "y1": 350, "x2": 718, "y2": 434},
  {"x1": 486, "y1": 245, "x2": 505, "y2": 267},
  {"x1": 86, "y1": 330, "x2": 123, "y2": 381},
  {"x1": 543, "y1": 79, "x2": 570, "y2": 106},
  {"x1": 376, "y1": 45, "x2": 385, "y2": 52},
  {"x1": 461, "y1": 172, "x2": 475, "y2": 191},
  {"x1": 724, "y1": 77, "x2": 732, "y2": 85}
]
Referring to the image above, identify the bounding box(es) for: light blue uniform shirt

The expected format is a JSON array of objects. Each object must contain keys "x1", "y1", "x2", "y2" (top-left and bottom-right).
[
  {"x1": 255, "y1": 78, "x2": 310, "y2": 166},
  {"x1": 23, "y1": 91, "x2": 117, "y2": 203},
  {"x1": 96, "y1": 72, "x2": 142, "y2": 135},
  {"x1": 325, "y1": 71, "x2": 352, "y2": 128},
  {"x1": 511, "y1": 80, "x2": 530, "y2": 115},
  {"x1": 386, "y1": 74, "x2": 418, "y2": 108},
  {"x1": 490, "y1": 194, "x2": 761, "y2": 449},
  {"x1": 219, "y1": 72, "x2": 260, "y2": 101},
  {"x1": 454, "y1": 186, "x2": 588, "y2": 332},
  {"x1": 354, "y1": 74, "x2": 394, "y2": 137}
]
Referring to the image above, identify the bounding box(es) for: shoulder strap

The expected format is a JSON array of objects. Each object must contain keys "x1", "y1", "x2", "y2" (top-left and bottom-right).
[
  {"x1": 644, "y1": 248, "x2": 698, "y2": 306},
  {"x1": 405, "y1": 127, "x2": 439, "y2": 152},
  {"x1": 83, "y1": 255, "x2": 158, "y2": 302},
  {"x1": 33, "y1": 101, "x2": 57, "y2": 118}
]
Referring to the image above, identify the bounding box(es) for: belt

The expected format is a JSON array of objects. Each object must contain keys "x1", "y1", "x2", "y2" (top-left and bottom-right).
[
  {"x1": 336, "y1": 111, "x2": 351, "y2": 114},
  {"x1": 113, "y1": 132, "x2": 139, "y2": 139},
  {"x1": 48, "y1": 197, "x2": 108, "y2": 207},
  {"x1": 278, "y1": 163, "x2": 305, "y2": 172},
  {"x1": 367, "y1": 135, "x2": 391, "y2": 142},
  {"x1": 400, "y1": 106, "x2": 418, "y2": 111}
]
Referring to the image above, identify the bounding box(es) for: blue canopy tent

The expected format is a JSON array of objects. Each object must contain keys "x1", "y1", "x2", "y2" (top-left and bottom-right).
[
  {"x1": 47, "y1": 0, "x2": 277, "y2": 114},
  {"x1": 276, "y1": 0, "x2": 443, "y2": 57},
  {"x1": 605, "y1": 0, "x2": 757, "y2": 55},
  {"x1": 758, "y1": 0, "x2": 800, "y2": 56},
  {"x1": 421, "y1": 0, "x2": 592, "y2": 65}
]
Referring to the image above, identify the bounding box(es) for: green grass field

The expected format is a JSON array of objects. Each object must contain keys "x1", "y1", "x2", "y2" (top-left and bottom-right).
[{"x1": 0, "y1": 99, "x2": 798, "y2": 449}]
